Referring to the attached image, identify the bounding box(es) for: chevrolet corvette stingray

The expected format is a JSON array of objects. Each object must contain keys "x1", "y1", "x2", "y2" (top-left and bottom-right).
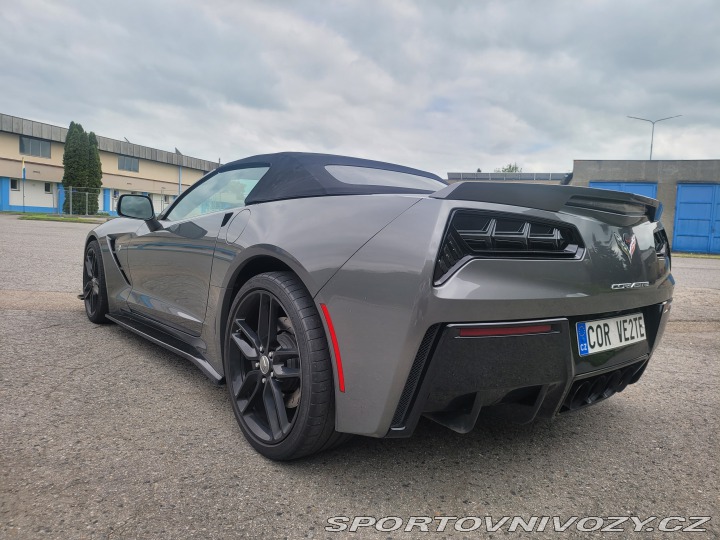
[{"x1": 81, "y1": 152, "x2": 673, "y2": 459}]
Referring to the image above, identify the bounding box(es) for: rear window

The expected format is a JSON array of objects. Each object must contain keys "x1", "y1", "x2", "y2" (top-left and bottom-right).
[{"x1": 325, "y1": 165, "x2": 446, "y2": 191}]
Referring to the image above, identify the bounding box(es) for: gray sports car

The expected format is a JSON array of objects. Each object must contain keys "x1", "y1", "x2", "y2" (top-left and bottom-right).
[{"x1": 81, "y1": 152, "x2": 673, "y2": 460}]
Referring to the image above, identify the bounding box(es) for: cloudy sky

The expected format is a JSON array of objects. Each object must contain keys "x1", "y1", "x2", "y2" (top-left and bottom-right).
[{"x1": 2, "y1": 0, "x2": 718, "y2": 175}]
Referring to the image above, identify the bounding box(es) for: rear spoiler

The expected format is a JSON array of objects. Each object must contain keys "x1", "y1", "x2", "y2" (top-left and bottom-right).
[{"x1": 431, "y1": 182, "x2": 662, "y2": 222}]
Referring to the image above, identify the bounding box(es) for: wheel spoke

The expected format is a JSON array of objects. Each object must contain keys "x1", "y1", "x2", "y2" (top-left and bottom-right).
[
  {"x1": 233, "y1": 319, "x2": 261, "y2": 356},
  {"x1": 272, "y1": 364, "x2": 300, "y2": 380},
  {"x1": 85, "y1": 255, "x2": 93, "y2": 277},
  {"x1": 231, "y1": 331, "x2": 259, "y2": 360},
  {"x1": 236, "y1": 370, "x2": 262, "y2": 413},
  {"x1": 272, "y1": 347, "x2": 299, "y2": 361},
  {"x1": 266, "y1": 298, "x2": 278, "y2": 352},
  {"x1": 257, "y1": 293, "x2": 278, "y2": 352},
  {"x1": 263, "y1": 380, "x2": 290, "y2": 439},
  {"x1": 272, "y1": 337, "x2": 299, "y2": 379},
  {"x1": 82, "y1": 281, "x2": 93, "y2": 299},
  {"x1": 270, "y1": 379, "x2": 291, "y2": 435},
  {"x1": 262, "y1": 382, "x2": 281, "y2": 439}
]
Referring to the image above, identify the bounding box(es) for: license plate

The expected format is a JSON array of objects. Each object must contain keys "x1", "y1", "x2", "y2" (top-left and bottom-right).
[{"x1": 576, "y1": 313, "x2": 646, "y2": 356}]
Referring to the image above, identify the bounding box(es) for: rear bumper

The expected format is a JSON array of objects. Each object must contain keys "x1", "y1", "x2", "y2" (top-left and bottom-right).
[{"x1": 385, "y1": 299, "x2": 672, "y2": 438}]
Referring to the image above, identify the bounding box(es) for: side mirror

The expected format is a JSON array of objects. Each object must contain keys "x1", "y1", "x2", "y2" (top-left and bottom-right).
[
  {"x1": 117, "y1": 194, "x2": 154, "y2": 220},
  {"x1": 117, "y1": 194, "x2": 161, "y2": 231}
]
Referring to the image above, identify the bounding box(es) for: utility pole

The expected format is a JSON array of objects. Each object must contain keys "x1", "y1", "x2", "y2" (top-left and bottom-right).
[
  {"x1": 21, "y1": 157, "x2": 26, "y2": 213},
  {"x1": 175, "y1": 148, "x2": 183, "y2": 196}
]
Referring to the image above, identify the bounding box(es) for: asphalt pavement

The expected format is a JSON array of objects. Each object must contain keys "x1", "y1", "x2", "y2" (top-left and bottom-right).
[{"x1": 0, "y1": 213, "x2": 718, "y2": 539}]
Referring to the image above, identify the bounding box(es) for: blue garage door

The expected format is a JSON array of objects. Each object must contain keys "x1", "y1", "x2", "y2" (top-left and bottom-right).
[
  {"x1": 588, "y1": 182, "x2": 658, "y2": 199},
  {"x1": 673, "y1": 184, "x2": 720, "y2": 254}
]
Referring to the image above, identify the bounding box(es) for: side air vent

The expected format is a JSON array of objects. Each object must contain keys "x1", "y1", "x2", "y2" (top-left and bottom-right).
[
  {"x1": 654, "y1": 226, "x2": 671, "y2": 268},
  {"x1": 434, "y1": 210, "x2": 584, "y2": 283},
  {"x1": 106, "y1": 236, "x2": 131, "y2": 285}
]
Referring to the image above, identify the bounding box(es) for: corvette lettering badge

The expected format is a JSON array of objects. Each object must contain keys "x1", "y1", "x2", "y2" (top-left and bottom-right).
[
  {"x1": 611, "y1": 282, "x2": 650, "y2": 290},
  {"x1": 614, "y1": 232, "x2": 637, "y2": 261}
]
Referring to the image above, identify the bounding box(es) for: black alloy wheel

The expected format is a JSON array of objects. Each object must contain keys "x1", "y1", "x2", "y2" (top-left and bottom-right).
[
  {"x1": 82, "y1": 240, "x2": 110, "y2": 323},
  {"x1": 224, "y1": 271, "x2": 348, "y2": 460}
]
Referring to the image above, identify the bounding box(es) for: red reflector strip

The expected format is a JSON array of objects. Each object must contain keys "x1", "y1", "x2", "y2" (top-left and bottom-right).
[
  {"x1": 320, "y1": 304, "x2": 345, "y2": 392},
  {"x1": 458, "y1": 324, "x2": 553, "y2": 337}
]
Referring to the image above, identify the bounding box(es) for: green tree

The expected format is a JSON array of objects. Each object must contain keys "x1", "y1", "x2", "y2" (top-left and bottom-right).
[
  {"x1": 494, "y1": 162, "x2": 522, "y2": 173},
  {"x1": 86, "y1": 132, "x2": 103, "y2": 214},
  {"x1": 62, "y1": 122, "x2": 90, "y2": 214}
]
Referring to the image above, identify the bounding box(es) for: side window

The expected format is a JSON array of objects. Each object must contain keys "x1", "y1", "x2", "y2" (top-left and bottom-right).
[{"x1": 165, "y1": 166, "x2": 269, "y2": 222}]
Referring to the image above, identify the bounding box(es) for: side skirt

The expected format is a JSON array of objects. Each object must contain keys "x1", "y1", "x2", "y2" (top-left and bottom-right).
[{"x1": 106, "y1": 312, "x2": 224, "y2": 384}]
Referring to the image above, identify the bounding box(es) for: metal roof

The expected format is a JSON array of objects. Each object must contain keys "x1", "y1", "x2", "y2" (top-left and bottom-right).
[
  {"x1": 0, "y1": 113, "x2": 219, "y2": 173},
  {"x1": 447, "y1": 171, "x2": 572, "y2": 183}
]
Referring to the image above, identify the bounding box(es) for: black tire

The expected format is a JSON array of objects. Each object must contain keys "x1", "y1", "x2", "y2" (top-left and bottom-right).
[
  {"x1": 223, "y1": 271, "x2": 349, "y2": 460},
  {"x1": 82, "y1": 240, "x2": 110, "y2": 324}
]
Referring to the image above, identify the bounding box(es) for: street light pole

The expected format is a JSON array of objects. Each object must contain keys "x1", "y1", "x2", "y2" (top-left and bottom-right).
[
  {"x1": 627, "y1": 115, "x2": 682, "y2": 159},
  {"x1": 175, "y1": 148, "x2": 183, "y2": 196}
]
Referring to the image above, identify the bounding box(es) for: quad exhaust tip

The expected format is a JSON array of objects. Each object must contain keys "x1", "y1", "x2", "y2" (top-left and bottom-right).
[{"x1": 562, "y1": 360, "x2": 647, "y2": 412}]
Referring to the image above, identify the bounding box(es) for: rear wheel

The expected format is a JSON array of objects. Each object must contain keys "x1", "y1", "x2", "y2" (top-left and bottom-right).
[
  {"x1": 82, "y1": 240, "x2": 110, "y2": 324},
  {"x1": 223, "y1": 271, "x2": 348, "y2": 460}
]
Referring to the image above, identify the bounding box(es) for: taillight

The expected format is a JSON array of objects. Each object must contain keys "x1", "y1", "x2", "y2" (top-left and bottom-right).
[{"x1": 434, "y1": 210, "x2": 584, "y2": 284}]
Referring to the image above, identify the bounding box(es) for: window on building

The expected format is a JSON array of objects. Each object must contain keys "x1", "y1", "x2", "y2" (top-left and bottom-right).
[
  {"x1": 113, "y1": 190, "x2": 120, "y2": 198},
  {"x1": 118, "y1": 155, "x2": 140, "y2": 172},
  {"x1": 19, "y1": 136, "x2": 51, "y2": 158},
  {"x1": 10, "y1": 179, "x2": 19, "y2": 190},
  {"x1": 45, "y1": 182, "x2": 52, "y2": 194}
]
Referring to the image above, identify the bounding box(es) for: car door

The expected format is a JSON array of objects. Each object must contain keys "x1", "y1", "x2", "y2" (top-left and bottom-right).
[{"x1": 124, "y1": 165, "x2": 269, "y2": 336}]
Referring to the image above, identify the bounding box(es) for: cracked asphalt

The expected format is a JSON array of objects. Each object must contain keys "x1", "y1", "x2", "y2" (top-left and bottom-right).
[{"x1": 0, "y1": 213, "x2": 718, "y2": 539}]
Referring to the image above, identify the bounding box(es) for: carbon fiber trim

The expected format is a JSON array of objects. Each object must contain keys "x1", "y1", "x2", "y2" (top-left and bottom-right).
[{"x1": 390, "y1": 324, "x2": 441, "y2": 428}]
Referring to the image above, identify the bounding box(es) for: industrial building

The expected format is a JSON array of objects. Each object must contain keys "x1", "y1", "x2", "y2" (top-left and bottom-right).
[
  {"x1": 572, "y1": 160, "x2": 720, "y2": 254},
  {"x1": 0, "y1": 113, "x2": 218, "y2": 215}
]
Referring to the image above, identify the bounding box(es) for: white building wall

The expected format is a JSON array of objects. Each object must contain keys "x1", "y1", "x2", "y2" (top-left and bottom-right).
[
  {"x1": 9, "y1": 179, "x2": 57, "y2": 209},
  {"x1": 150, "y1": 193, "x2": 163, "y2": 211}
]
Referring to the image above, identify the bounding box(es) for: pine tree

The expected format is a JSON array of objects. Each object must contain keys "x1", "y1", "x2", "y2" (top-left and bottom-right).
[
  {"x1": 87, "y1": 132, "x2": 103, "y2": 214},
  {"x1": 62, "y1": 122, "x2": 90, "y2": 214}
]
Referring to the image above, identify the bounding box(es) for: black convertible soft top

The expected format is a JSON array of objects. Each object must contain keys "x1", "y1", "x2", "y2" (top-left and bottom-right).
[{"x1": 217, "y1": 152, "x2": 446, "y2": 205}]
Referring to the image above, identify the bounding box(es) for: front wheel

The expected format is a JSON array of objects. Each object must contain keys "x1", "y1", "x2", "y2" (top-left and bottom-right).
[
  {"x1": 223, "y1": 271, "x2": 348, "y2": 460},
  {"x1": 82, "y1": 240, "x2": 110, "y2": 324}
]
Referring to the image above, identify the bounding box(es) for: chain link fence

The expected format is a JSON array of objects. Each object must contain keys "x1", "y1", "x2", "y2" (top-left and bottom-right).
[
  {"x1": 57, "y1": 186, "x2": 186, "y2": 216},
  {"x1": 62, "y1": 187, "x2": 104, "y2": 216}
]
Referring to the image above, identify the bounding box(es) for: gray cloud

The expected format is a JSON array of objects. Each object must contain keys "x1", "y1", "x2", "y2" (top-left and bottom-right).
[{"x1": 2, "y1": 0, "x2": 717, "y2": 174}]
